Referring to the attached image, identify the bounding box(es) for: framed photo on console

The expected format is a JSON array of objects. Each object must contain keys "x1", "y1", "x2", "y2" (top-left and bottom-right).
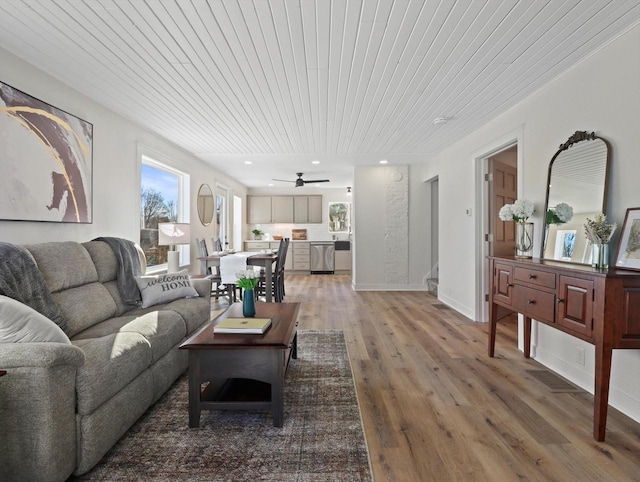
[
  {"x1": 0, "y1": 81, "x2": 93, "y2": 223},
  {"x1": 614, "y1": 207, "x2": 640, "y2": 271}
]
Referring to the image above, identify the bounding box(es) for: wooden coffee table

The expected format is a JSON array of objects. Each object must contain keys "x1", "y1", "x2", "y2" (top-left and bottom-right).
[{"x1": 179, "y1": 302, "x2": 299, "y2": 428}]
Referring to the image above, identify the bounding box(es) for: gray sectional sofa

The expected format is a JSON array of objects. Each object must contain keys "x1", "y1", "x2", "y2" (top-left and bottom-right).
[{"x1": 0, "y1": 240, "x2": 212, "y2": 481}]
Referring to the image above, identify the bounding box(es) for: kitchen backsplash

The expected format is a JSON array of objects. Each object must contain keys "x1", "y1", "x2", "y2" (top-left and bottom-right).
[{"x1": 248, "y1": 223, "x2": 350, "y2": 241}]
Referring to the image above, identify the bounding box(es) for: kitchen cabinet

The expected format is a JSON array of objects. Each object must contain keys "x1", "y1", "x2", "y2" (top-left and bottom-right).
[
  {"x1": 293, "y1": 196, "x2": 308, "y2": 223},
  {"x1": 292, "y1": 242, "x2": 310, "y2": 271},
  {"x1": 244, "y1": 241, "x2": 293, "y2": 271},
  {"x1": 334, "y1": 240, "x2": 351, "y2": 272},
  {"x1": 247, "y1": 196, "x2": 272, "y2": 224},
  {"x1": 307, "y1": 195, "x2": 322, "y2": 223},
  {"x1": 244, "y1": 241, "x2": 270, "y2": 252},
  {"x1": 293, "y1": 195, "x2": 322, "y2": 223},
  {"x1": 335, "y1": 250, "x2": 351, "y2": 271},
  {"x1": 488, "y1": 256, "x2": 640, "y2": 441},
  {"x1": 271, "y1": 196, "x2": 295, "y2": 223},
  {"x1": 247, "y1": 195, "x2": 322, "y2": 224}
]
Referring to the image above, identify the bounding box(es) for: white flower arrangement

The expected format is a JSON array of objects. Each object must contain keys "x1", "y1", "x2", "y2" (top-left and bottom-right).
[
  {"x1": 499, "y1": 199, "x2": 535, "y2": 223},
  {"x1": 547, "y1": 202, "x2": 573, "y2": 224},
  {"x1": 235, "y1": 269, "x2": 259, "y2": 290}
]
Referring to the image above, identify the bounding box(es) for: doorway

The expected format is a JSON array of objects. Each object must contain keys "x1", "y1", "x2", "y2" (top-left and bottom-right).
[
  {"x1": 488, "y1": 146, "x2": 518, "y2": 257},
  {"x1": 474, "y1": 129, "x2": 523, "y2": 324}
]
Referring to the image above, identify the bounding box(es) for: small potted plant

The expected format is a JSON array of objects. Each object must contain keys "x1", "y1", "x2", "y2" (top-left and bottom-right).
[
  {"x1": 251, "y1": 228, "x2": 264, "y2": 240},
  {"x1": 235, "y1": 270, "x2": 260, "y2": 317}
]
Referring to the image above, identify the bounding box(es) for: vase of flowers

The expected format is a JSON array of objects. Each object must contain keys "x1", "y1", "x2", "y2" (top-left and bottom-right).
[
  {"x1": 251, "y1": 229, "x2": 264, "y2": 240},
  {"x1": 584, "y1": 213, "x2": 616, "y2": 270},
  {"x1": 235, "y1": 270, "x2": 259, "y2": 317},
  {"x1": 499, "y1": 199, "x2": 535, "y2": 258}
]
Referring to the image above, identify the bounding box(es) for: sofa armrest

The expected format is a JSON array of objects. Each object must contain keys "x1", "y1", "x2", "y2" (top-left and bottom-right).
[
  {"x1": 0, "y1": 343, "x2": 85, "y2": 482},
  {"x1": 0, "y1": 342, "x2": 85, "y2": 369},
  {"x1": 190, "y1": 277, "x2": 212, "y2": 301}
]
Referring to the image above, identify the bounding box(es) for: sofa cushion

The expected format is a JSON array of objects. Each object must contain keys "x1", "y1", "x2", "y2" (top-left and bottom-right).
[
  {"x1": 72, "y1": 333, "x2": 152, "y2": 415},
  {"x1": 162, "y1": 296, "x2": 212, "y2": 335},
  {"x1": 25, "y1": 242, "x2": 98, "y2": 293},
  {"x1": 82, "y1": 241, "x2": 118, "y2": 283},
  {"x1": 54, "y1": 283, "x2": 118, "y2": 337},
  {"x1": 135, "y1": 270, "x2": 199, "y2": 308},
  {"x1": 0, "y1": 295, "x2": 71, "y2": 344},
  {"x1": 73, "y1": 310, "x2": 186, "y2": 362}
]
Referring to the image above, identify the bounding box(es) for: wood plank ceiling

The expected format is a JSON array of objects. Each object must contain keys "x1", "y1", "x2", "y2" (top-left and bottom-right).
[{"x1": 1, "y1": 0, "x2": 639, "y2": 187}]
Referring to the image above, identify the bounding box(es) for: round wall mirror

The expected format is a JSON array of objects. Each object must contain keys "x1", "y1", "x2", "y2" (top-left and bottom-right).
[
  {"x1": 197, "y1": 183, "x2": 214, "y2": 226},
  {"x1": 541, "y1": 131, "x2": 610, "y2": 264}
]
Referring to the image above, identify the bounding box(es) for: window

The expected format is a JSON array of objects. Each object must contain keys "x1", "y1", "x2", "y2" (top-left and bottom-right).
[
  {"x1": 140, "y1": 156, "x2": 189, "y2": 270},
  {"x1": 216, "y1": 185, "x2": 228, "y2": 249}
]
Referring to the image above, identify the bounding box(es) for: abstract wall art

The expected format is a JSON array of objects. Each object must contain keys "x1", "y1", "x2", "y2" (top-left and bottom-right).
[{"x1": 0, "y1": 81, "x2": 93, "y2": 223}]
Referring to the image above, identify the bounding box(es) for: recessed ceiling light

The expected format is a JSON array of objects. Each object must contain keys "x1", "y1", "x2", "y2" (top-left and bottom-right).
[
  {"x1": 434, "y1": 117, "x2": 448, "y2": 125},
  {"x1": 379, "y1": 160, "x2": 388, "y2": 164},
  {"x1": 244, "y1": 161, "x2": 252, "y2": 165},
  {"x1": 268, "y1": 183, "x2": 274, "y2": 187},
  {"x1": 311, "y1": 160, "x2": 320, "y2": 164}
]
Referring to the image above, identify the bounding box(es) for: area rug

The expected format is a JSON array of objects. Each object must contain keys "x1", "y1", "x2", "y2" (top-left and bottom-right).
[{"x1": 72, "y1": 330, "x2": 372, "y2": 481}]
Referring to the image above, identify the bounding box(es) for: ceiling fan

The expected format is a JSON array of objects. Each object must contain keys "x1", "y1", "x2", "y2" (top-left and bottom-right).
[{"x1": 272, "y1": 172, "x2": 330, "y2": 187}]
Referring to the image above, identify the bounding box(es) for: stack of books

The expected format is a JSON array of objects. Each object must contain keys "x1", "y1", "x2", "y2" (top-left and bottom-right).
[{"x1": 214, "y1": 317, "x2": 272, "y2": 334}]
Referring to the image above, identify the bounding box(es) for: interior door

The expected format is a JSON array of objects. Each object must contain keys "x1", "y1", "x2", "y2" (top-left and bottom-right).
[
  {"x1": 487, "y1": 147, "x2": 517, "y2": 321},
  {"x1": 489, "y1": 158, "x2": 517, "y2": 257}
]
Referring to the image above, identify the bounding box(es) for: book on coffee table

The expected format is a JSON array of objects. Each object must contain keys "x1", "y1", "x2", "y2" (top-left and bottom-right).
[{"x1": 214, "y1": 317, "x2": 272, "y2": 334}]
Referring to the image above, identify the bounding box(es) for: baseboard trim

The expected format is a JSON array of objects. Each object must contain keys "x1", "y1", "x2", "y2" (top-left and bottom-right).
[{"x1": 352, "y1": 284, "x2": 430, "y2": 291}]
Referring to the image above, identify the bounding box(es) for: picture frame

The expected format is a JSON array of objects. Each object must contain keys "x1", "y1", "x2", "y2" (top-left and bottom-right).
[
  {"x1": 0, "y1": 81, "x2": 93, "y2": 223},
  {"x1": 614, "y1": 207, "x2": 640, "y2": 271}
]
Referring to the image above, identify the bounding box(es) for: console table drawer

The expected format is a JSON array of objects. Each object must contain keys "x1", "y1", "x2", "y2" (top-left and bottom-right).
[
  {"x1": 514, "y1": 267, "x2": 556, "y2": 289},
  {"x1": 513, "y1": 285, "x2": 555, "y2": 323}
]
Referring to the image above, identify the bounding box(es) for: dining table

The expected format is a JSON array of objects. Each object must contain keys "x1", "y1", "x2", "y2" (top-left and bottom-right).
[{"x1": 197, "y1": 252, "x2": 279, "y2": 303}]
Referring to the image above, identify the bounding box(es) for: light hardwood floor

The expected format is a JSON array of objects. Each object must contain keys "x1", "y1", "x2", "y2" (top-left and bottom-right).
[{"x1": 216, "y1": 274, "x2": 640, "y2": 481}]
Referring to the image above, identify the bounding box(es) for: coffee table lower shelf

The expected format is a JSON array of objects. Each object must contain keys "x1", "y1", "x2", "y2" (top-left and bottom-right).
[{"x1": 200, "y1": 377, "x2": 272, "y2": 408}]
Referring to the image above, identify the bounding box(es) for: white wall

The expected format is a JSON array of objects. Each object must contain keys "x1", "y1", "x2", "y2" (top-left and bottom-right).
[
  {"x1": 353, "y1": 164, "x2": 431, "y2": 290},
  {"x1": 0, "y1": 47, "x2": 247, "y2": 271},
  {"x1": 423, "y1": 25, "x2": 640, "y2": 423}
]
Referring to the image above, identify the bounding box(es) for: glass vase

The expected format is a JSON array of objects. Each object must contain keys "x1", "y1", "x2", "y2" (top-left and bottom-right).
[
  {"x1": 591, "y1": 243, "x2": 609, "y2": 270},
  {"x1": 243, "y1": 289, "x2": 256, "y2": 317},
  {"x1": 515, "y1": 222, "x2": 534, "y2": 258}
]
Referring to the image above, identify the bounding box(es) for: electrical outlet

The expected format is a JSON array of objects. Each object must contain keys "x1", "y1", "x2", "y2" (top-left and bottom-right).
[{"x1": 576, "y1": 347, "x2": 586, "y2": 366}]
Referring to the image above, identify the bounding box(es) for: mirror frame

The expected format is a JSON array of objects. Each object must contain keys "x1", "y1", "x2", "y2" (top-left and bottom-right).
[
  {"x1": 196, "y1": 183, "x2": 214, "y2": 226},
  {"x1": 540, "y1": 131, "x2": 611, "y2": 263}
]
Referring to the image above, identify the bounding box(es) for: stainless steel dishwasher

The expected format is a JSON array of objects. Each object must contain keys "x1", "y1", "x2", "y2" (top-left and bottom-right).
[{"x1": 310, "y1": 241, "x2": 335, "y2": 274}]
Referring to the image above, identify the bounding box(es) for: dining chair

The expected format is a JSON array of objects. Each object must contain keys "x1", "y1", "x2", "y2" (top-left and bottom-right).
[
  {"x1": 256, "y1": 238, "x2": 288, "y2": 302},
  {"x1": 211, "y1": 238, "x2": 223, "y2": 252},
  {"x1": 195, "y1": 238, "x2": 240, "y2": 302}
]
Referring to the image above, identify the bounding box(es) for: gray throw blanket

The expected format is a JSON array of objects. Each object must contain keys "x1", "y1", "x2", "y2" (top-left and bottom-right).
[
  {"x1": 94, "y1": 237, "x2": 143, "y2": 306},
  {"x1": 0, "y1": 241, "x2": 69, "y2": 333}
]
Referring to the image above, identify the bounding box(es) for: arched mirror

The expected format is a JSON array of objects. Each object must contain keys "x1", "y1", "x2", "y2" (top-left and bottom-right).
[
  {"x1": 197, "y1": 183, "x2": 214, "y2": 226},
  {"x1": 541, "y1": 131, "x2": 610, "y2": 264}
]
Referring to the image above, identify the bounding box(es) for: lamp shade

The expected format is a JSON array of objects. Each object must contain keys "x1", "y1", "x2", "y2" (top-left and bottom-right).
[{"x1": 158, "y1": 223, "x2": 191, "y2": 246}]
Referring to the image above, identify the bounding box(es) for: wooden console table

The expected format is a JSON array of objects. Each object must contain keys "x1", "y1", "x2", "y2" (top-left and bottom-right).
[{"x1": 488, "y1": 256, "x2": 640, "y2": 441}]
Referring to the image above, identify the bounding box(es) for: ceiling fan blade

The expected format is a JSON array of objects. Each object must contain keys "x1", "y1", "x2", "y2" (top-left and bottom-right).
[
  {"x1": 272, "y1": 178, "x2": 296, "y2": 183},
  {"x1": 303, "y1": 179, "x2": 330, "y2": 183}
]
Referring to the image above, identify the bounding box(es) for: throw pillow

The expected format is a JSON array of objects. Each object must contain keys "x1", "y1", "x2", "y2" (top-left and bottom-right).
[
  {"x1": 135, "y1": 269, "x2": 199, "y2": 308},
  {"x1": 0, "y1": 295, "x2": 71, "y2": 344}
]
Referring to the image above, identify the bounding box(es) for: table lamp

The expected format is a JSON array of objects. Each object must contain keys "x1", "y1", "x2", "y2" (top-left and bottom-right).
[{"x1": 158, "y1": 222, "x2": 191, "y2": 273}]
